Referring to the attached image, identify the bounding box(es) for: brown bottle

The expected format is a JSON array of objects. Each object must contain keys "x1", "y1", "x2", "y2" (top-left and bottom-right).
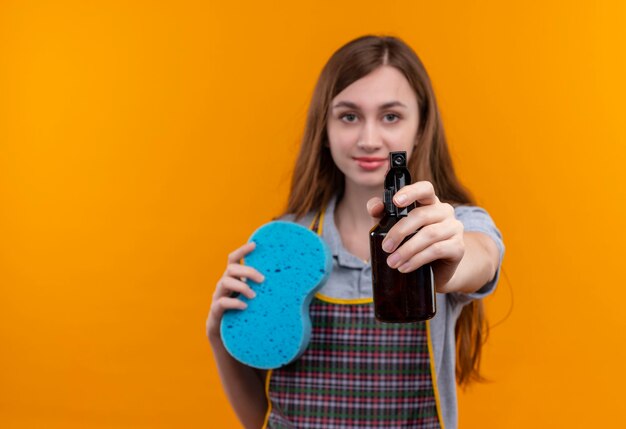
[{"x1": 369, "y1": 151, "x2": 436, "y2": 323}]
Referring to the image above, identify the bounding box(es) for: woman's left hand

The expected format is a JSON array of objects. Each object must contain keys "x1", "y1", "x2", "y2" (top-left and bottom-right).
[{"x1": 366, "y1": 180, "x2": 465, "y2": 292}]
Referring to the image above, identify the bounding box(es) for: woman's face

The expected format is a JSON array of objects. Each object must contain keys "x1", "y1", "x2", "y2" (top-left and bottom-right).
[{"x1": 326, "y1": 65, "x2": 420, "y2": 190}]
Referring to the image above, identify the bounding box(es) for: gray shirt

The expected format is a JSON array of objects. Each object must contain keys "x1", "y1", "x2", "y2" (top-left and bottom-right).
[{"x1": 279, "y1": 193, "x2": 505, "y2": 429}]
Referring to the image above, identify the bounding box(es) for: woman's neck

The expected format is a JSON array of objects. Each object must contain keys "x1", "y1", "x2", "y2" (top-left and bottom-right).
[{"x1": 334, "y1": 182, "x2": 380, "y2": 262}]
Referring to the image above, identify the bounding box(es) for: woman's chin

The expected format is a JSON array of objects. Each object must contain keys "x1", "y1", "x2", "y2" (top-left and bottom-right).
[{"x1": 346, "y1": 176, "x2": 385, "y2": 191}]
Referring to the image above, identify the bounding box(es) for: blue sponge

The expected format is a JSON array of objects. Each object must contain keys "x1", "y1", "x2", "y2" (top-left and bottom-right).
[{"x1": 220, "y1": 220, "x2": 333, "y2": 369}]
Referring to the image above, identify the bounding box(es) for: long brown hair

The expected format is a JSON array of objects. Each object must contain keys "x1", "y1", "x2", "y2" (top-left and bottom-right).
[{"x1": 280, "y1": 34, "x2": 487, "y2": 387}]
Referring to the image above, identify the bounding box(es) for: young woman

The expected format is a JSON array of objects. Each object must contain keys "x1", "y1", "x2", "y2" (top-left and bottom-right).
[{"x1": 207, "y1": 34, "x2": 505, "y2": 429}]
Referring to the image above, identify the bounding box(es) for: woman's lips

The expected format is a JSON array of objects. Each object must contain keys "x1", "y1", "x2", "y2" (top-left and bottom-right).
[{"x1": 354, "y1": 157, "x2": 386, "y2": 171}]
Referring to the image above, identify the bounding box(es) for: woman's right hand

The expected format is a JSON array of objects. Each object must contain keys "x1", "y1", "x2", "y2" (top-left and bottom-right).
[{"x1": 206, "y1": 241, "x2": 265, "y2": 343}]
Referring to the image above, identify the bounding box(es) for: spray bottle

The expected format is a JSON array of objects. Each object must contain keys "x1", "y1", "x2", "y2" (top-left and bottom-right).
[{"x1": 369, "y1": 151, "x2": 436, "y2": 322}]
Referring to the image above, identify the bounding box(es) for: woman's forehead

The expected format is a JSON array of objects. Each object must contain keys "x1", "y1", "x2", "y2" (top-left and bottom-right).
[{"x1": 331, "y1": 66, "x2": 417, "y2": 110}]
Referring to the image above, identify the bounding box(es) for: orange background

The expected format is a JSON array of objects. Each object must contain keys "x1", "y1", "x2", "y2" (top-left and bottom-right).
[{"x1": 1, "y1": 1, "x2": 625, "y2": 428}]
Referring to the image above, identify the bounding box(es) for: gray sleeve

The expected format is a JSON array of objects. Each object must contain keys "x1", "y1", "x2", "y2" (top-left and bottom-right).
[{"x1": 449, "y1": 205, "x2": 505, "y2": 304}]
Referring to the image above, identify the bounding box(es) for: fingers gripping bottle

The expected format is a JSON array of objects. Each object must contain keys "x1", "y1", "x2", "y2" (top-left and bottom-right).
[{"x1": 369, "y1": 151, "x2": 436, "y2": 323}]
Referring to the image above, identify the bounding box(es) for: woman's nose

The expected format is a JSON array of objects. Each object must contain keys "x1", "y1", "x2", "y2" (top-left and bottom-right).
[{"x1": 357, "y1": 122, "x2": 382, "y2": 150}]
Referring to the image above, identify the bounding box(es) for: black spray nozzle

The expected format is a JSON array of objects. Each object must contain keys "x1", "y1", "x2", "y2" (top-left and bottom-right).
[
  {"x1": 391, "y1": 152, "x2": 406, "y2": 168},
  {"x1": 383, "y1": 151, "x2": 414, "y2": 217}
]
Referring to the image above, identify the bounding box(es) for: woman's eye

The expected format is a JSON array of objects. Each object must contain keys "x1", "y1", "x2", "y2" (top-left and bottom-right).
[
  {"x1": 384, "y1": 113, "x2": 400, "y2": 122},
  {"x1": 340, "y1": 113, "x2": 357, "y2": 123}
]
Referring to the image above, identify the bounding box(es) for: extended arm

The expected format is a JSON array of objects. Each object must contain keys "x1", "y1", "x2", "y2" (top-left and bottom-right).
[
  {"x1": 436, "y1": 231, "x2": 499, "y2": 294},
  {"x1": 367, "y1": 181, "x2": 504, "y2": 295}
]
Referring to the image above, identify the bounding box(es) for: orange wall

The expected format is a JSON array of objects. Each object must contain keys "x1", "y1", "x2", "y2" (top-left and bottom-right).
[{"x1": 1, "y1": 1, "x2": 625, "y2": 428}]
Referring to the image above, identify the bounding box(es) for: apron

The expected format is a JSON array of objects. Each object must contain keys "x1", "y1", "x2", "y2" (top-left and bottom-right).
[{"x1": 262, "y1": 209, "x2": 444, "y2": 429}]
